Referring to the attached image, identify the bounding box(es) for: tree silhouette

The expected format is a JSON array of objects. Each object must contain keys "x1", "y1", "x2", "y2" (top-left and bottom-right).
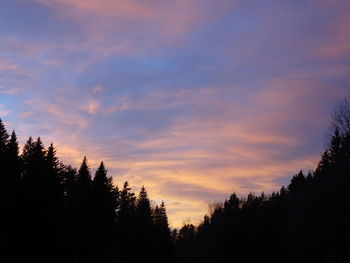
[
  {"x1": 91, "y1": 162, "x2": 117, "y2": 261},
  {"x1": 117, "y1": 181, "x2": 136, "y2": 262},
  {"x1": 134, "y1": 186, "x2": 154, "y2": 262},
  {"x1": 70, "y1": 156, "x2": 94, "y2": 262},
  {"x1": 154, "y1": 201, "x2": 173, "y2": 263},
  {"x1": 1, "y1": 98, "x2": 350, "y2": 263}
]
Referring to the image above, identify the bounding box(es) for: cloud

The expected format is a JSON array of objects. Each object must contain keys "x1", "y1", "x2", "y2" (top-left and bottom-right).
[
  {"x1": 34, "y1": 0, "x2": 239, "y2": 56},
  {"x1": 32, "y1": 84, "x2": 327, "y2": 227},
  {"x1": 2, "y1": 0, "x2": 350, "y2": 228},
  {"x1": 0, "y1": 58, "x2": 19, "y2": 71},
  {"x1": 92, "y1": 85, "x2": 103, "y2": 94},
  {"x1": 84, "y1": 99, "x2": 100, "y2": 115},
  {"x1": 0, "y1": 86, "x2": 20, "y2": 95},
  {"x1": 0, "y1": 105, "x2": 11, "y2": 116}
]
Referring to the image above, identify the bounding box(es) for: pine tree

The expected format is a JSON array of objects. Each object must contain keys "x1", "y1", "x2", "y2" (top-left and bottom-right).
[
  {"x1": 92, "y1": 162, "x2": 117, "y2": 235},
  {"x1": 329, "y1": 128, "x2": 342, "y2": 164},
  {"x1": 224, "y1": 193, "x2": 240, "y2": 216},
  {"x1": 70, "y1": 156, "x2": 94, "y2": 262},
  {"x1": 154, "y1": 201, "x2": 173, "y2": 263},
  {"x1": 315, "y1": 150, "x2": 331, "y2": 175},
  {"x1": 288, "y1": 170, "x2": 306, "y2": 193},
  {"x1": 77, "y1": 156, "x2": 92, "y2": 188},
  {"x1": 8, "y1": 131, "x2": 19, "y2": 157},
  {"x1": 44, "y1": 143, "x2": 63, "y2": 218},
  {"x1": 117, "y1": 181, "x2": 136, "y2": 263},
  {"x1": 59, "y1": 164, "x2": 77, "y2": 200},
  {"x1": 136, "y1": 186, "x2": 153, "y2": 223},
  {"x1": 46, "y1": 143, "x2": 60, "y2": 175},
  {"x1": 4, "y1": 131, "x2": 21, "y2": 210},
  {"x1": 90, "y1": 162, "x2": 117, "y2": 261},
  {"x1": 21, "y1": 136, "x2": 34, "y2": 165},
  {"x1": 0, "y1": 118, "x2": 9, "y2": 153},
  {"x1": 118, "y1": 181, "x2": 136, "y2": 222},
  {"x1": 0, "y1": 119, "x2": 10, "y2": 183},
  {"x1": 154, "y1": 201, "x2": 169, "y2": 229},
  {"x1": 22, "y1": 137, "x2": 47, "y2": 181},
  {"x1": 2, "y1": 130, "x2": 20, "y2": 195}
]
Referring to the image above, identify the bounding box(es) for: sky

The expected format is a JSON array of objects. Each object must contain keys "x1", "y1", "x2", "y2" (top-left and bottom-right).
[{"x1": 1, "y1": 0, "x2": 350, "y2": 228}]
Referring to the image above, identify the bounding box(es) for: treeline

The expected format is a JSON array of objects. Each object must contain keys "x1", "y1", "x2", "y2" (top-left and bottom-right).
[
  {"x1": 174, "y1": 100, "x2": 350, "y2": 263},
  {"x1": 1, "y1": 121, "x2": 173, "y2": 263},
  {"x1": 2, "y1": 99, "x2": 350, "y2": 263}
]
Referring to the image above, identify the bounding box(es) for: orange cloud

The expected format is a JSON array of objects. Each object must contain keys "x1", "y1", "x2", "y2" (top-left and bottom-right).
[
  {"x1": 37, "y1": 83, "x2": 328, "y2": 227},
  {"x1": 7, "y1": 0, "x2": 348, "y2": 228}
]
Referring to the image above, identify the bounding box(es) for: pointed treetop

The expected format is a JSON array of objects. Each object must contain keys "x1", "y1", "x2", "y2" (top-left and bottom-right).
[
  {"x1": 93, "y1": 161, "x2": 109, "y2": 185},
  {"x1": 119, "y1": 181, "x2": 136, "y2": 209},
  {"x1": 79, "y1": 156, "x2": 89, "y2": 172},
  {"x1": 33, "y1": 137, "x2": 46, "y2": 158},
  {"x1": 329, "y1": 128, "x2": 342, "y2": 162},
  {"x1": 22, "y1": 136, "x2": 34, "y2": 156},
  {"x1": 139, "y1": 185, "x2": 148, "y2": 198},
  {"x1": 0, "y1": 118, "x2": 9, "y2": 150},
  {"x1": 7, "y1": 130, "x2": 19, "y2": 156},
  {"x1": 136, "y1": 186, "x2": 152, "y2": 221},
  {"x1": 46, "y1": 142, "x2": 60, "y2": 172},
  {"x1": 77, "y1": 156, "x2": 92, "y2": 184},
  {"x1": 95, "y1": 161, "x2": 107, "y2": 176}
]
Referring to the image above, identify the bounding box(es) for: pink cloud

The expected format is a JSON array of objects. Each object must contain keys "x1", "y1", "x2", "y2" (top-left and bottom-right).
[
  {"x1": 36, "y1": 0, "x2": 239, "y2": 53},
  {"x1": 0, "y1": 58, "x2": 19, "y2": 72},
  {"x1": 0, "y1": 105, "x2": 11, "y2": 116}
]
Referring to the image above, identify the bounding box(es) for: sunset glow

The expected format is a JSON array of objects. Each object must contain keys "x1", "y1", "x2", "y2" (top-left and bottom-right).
[{"x1": 1, "y1": 0, "x2": 350, "y2": 227}]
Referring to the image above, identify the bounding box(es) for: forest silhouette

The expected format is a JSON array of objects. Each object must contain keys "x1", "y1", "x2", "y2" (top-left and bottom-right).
[{"x1": 1, "y1": 99, "x2": 350, "y2": 263}]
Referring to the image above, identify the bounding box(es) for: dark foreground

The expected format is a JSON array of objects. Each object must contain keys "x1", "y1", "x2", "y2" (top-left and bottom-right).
[{"x1": 2, "y1": 101, "x2": 350, "y2": 263}]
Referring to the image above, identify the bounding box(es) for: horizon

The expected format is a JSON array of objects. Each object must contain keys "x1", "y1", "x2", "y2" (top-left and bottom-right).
[{"x1": 1, "y1": 0, "x2": 350, "y2": 228}]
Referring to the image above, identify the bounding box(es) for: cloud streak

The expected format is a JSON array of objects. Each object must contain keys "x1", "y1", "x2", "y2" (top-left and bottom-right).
[{"x1": 1, "y1": 0, "x2": 350, "y2": 227}]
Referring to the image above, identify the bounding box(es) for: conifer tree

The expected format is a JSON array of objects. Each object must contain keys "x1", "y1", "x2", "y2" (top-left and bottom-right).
[
  {"x1": 46, "y1": 143, "x2": 60, "y2": 175},
  {"x1": 154, "y1": 201, "x2": 173, "y2": 263},
  {"x1": 117, "y1": 181, "x2": 136, "y2": 263},
  {"x1": 90, "y1": 162, "x2": 117, "y2": 261},
  {"x1": 135, "y1": 186, "x2": 154, "y2": 261},
  {"x1": 288, "y1": 170, "x2": 306, "y2": 193},
  {"x1": 77, "y1": 156, "x2": 92, "y2": 188},
  {"x1": 59, "y1": 164, "x2": 78, "y2": 200},
  {"x1": 118, "y1": 181, "x2": 136, "y2": 222},
  {"x1": 44, "y1": 143, "x2": 63, "y2": 223},
  {"x1": 0, "y1": 119, "x2": 10, "y2": 188},
  {"x1": 8, "y1": 131, "x2": 19, "y2": 158},
  {"x1": 92, "y1": 162, "x2": 117, "y2": 242},
  {"x1": 5, "y1": 131, "x2": 21, "y2": 214},
  {"x1": 2, "y1": 130, "x2": 20, "y2": 199},
  {"x1": 136, "y1": 186, "x2": 153, "y2": 224},
  {"x1": 224, "y1": 193, "x2": 240, "y2": 216},
  {"x1": 329, "y1": 128, "x2": 343, "y2": 164},
  {"x1": 0, "y1": 118, "x2": 9, "y2": 153},
  {"x1": 22, "y1": 137, "x2": 46, "y2": 181},
  {"x1": 70, "y1": 156, "x2": 94, "y2": 262}
]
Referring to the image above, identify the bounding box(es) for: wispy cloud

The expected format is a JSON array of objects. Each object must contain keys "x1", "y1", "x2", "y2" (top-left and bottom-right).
[{"x1": 1, "y1": 0, "x2": 350, "y2": 227}]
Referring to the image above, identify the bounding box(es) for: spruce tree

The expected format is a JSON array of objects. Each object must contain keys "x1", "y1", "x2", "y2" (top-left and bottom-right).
[
  {"x1": 154, "y1": 201, "x2": 173, "y2": 263},
  {"x1": 44, "y1": 143, "x2": 63, "y2": 226},
  {"x1": 71, "y1": 156, "x2": 94, "y2": 262},
  {"x1": 136, "y1": 186, "x2": 153, "y2": 223},
  {"x1": 117, "y1": 181, "x2": 136, "y2": 262},
  {"x1": 91, "y1": 162, "x2": 117, "y2": 261},
  {"x1": 118, "y1": 181, "x2": 136, "y2": 222},
  {"x1": 329, "y1": 128, "x2": 343, "y2": 164},
  {"x1": 134, "y1": 186, "x2": 154, "y2": 262},
  {"x1": 92, "y1": 162, "x2": 117, "y2": 225},
  {"x1": 0, "y1": 118, "x2": 9, "y2": 153}
]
